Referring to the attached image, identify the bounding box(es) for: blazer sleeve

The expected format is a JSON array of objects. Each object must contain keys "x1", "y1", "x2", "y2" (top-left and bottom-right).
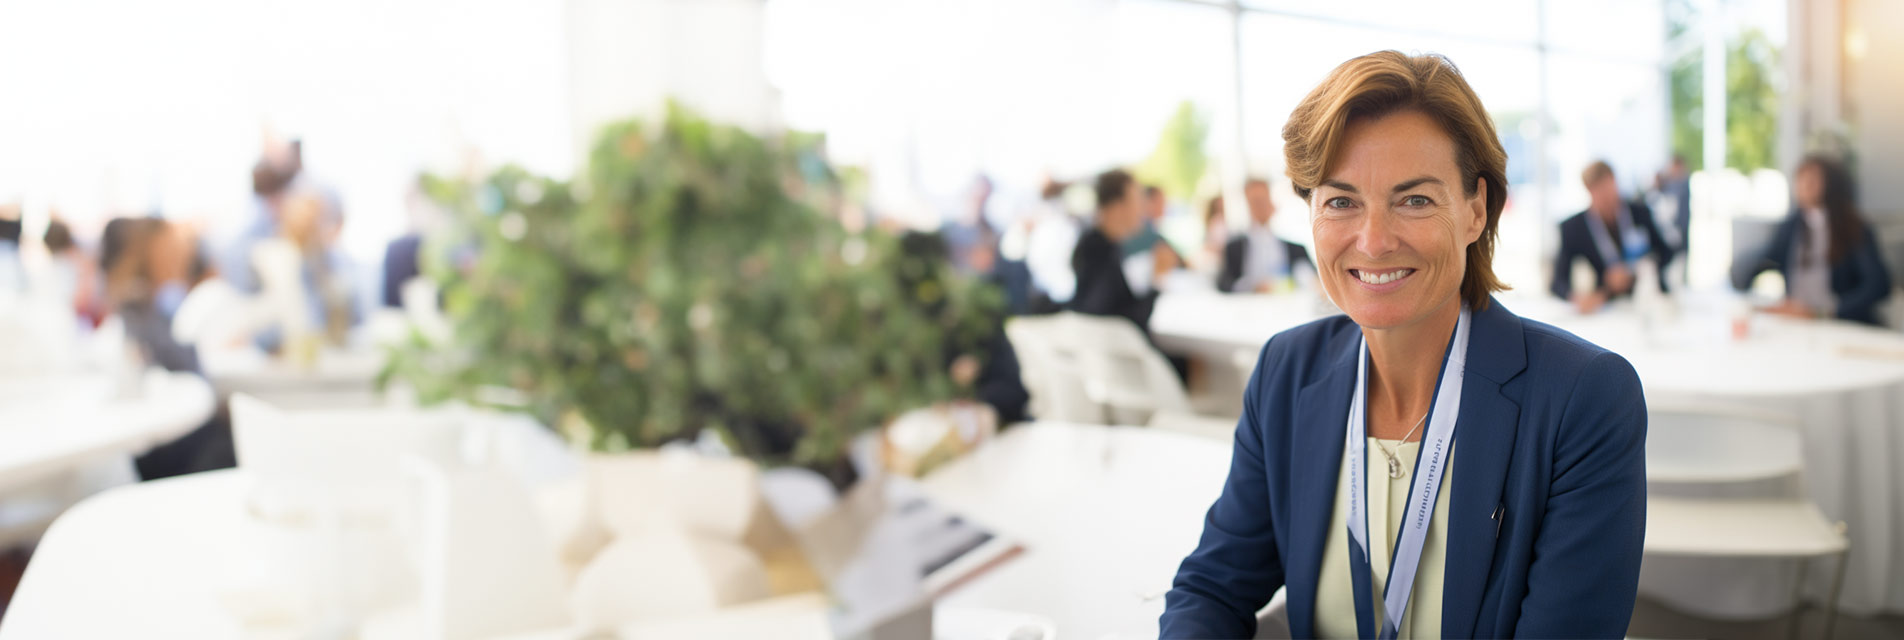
[
  {"x1": 1835, "y1": 226, "x2": 1894, "y2": 323},
  {"x1": 1217, "y1": 236, "x2": 1246, "y2": 293},
  {"x1": 1550, "y1": 219, "x2": 1580, "y2": 300},
  {"x1": 1513, "y1": 352, "x2": 1647, "y2": 638},
  {"x1": 1161, "y1": 340, "x2": 1286, "y2": 638},
  {"x1": 1635, "y1": 203, "x2": 1677, "y2": 292},
  {"x1": 1732, "y1": 215, "x2": 1796, "y2": 291}
]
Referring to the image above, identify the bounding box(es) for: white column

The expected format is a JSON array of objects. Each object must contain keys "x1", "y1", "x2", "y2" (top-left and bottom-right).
[{"x1": 1700, "y1": 0, "x2": 1726, "y2": 176}]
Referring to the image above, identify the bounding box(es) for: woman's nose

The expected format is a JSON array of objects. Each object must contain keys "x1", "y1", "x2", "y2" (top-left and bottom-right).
[{"x1": 1354, "y1": 207, "x2": 1402, "y2": 258}]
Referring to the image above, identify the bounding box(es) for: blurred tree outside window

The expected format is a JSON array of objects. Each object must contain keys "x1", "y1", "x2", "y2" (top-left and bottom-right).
[{"x1": 1669, "y1": 0, "x2": 1783, "y2": 172}]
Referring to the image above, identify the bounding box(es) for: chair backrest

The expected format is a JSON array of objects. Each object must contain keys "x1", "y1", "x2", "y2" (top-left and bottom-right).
[
  {"x1": 231, "y1": 393, "x2": 465, "y2": 521},
  {"x1": 1645, "y1": 398, "x2": 1804, "y2": 486},
  {"x1": 1004, "y1": 314, "x2": 1101, "y2": 423},
  {"x1": 1056, "y1": 312, "x2": 1190, "y2": 421}
]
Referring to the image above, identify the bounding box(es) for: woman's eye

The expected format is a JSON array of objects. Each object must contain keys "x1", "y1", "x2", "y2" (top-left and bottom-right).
[
  {"x1": 1325, "y1": 196, "x2": 1354, "y2": 209},
  {"x1": 1401, "y1": 195, "x2": 1433, "y2": 207}
]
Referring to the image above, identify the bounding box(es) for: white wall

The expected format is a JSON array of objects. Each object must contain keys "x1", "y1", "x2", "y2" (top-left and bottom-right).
[{"x1": 1851, "y1": 0, "x2": 1904, "y2": 218}]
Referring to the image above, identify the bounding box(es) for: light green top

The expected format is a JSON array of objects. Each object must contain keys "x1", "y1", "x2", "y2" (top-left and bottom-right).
[{"x1": 1314, "y1": 438, "x2": 1454, "y2": 639}]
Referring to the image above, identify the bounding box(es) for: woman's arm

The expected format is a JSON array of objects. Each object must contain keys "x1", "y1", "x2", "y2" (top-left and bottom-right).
[
  {"x1": 1833, "y1": 228, "x2": 1893, "y2": 323},
  {"x1": 1732, "y1": 215, "x2": 1795, "y2": 292},
  {"x1": 1514, "y1": 352, "x2": 1647, "y2": 638},
  {"x1": 1160, "y1": 341, "x2": 1287, "y2": 638}
]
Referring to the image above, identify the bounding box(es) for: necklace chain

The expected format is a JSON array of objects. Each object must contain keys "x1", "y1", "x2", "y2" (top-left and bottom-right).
[{"x1": 1375, "y1": 411, "x2": 1429, "y2": 477}]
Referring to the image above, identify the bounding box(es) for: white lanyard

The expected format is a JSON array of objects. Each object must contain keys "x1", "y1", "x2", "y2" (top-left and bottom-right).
[
  {"x1": 1586, "y1": 204, "x2": 1647, "y2": 267},
  {"x1": 1345, "y1": 307, "x2": 1470, "y2": 639}
]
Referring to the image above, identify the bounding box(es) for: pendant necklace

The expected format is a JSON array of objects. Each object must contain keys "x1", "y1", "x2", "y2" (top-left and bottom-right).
[{"x1": 1374, "y1": 412, "x2": 1429, "y2": 478}]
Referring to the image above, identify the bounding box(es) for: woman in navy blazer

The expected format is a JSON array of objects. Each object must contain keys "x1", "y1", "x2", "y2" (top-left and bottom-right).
[
  {"x1": 1161, "y1": 51, "x2": 1646, "y2": 639},
  {"x1": 1732, "y1": 154, "x2": 1892, "y2": 326}
]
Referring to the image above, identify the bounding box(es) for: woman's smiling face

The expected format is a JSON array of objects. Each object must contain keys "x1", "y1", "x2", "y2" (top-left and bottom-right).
[{"x1": 1310, "y1": 109, "x2": 1487, "y2": 330}]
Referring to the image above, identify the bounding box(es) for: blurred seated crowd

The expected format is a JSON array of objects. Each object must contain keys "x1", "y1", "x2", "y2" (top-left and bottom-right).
[
  {"x1": 0, "y1": 139, "x2": 374, "y2": 481},
  {"x1": 0, "y1": 138, "x2": 1893, "y2": 485},
  {"x1": 938, "y1": 151, "x2": 1891, "y2": 406}
]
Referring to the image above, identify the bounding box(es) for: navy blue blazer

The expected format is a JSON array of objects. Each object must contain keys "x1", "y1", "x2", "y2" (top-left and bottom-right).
[
  {"x1": 1731, "y1": 208, "x2": 1892, "y2": 326},
  {"x1": 1161, "y1": 298, "x2": 1647, "y2": 639}
]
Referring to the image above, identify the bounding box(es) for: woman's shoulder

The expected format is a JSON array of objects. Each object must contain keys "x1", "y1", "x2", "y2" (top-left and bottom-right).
[
  {"x1": 1514, "y1": 317, "x2": 1645, "y2": 407},
  {"x1": 1250, "y1": 313, "x2": 1360, "y2": 378}
]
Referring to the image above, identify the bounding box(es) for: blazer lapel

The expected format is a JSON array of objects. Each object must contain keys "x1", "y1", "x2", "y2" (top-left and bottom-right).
[
  {"x1": 1441, "y1": 299, "x2": 1527, "y2": 638},
  {"x1": 1284, "y1": 332, "x2": 1358, "y2": 636}
]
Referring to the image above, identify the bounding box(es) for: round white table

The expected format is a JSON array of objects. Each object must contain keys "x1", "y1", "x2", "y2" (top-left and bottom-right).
[
  {"x1": 0, "y1": 369, "x2": 215, "y2": 494},
  {"x1": 1148, "y1": 290, "x2": 1904, "y2": 616},
  {"x1": 199, "y1": 346, "x2": 387, "y2": 409},
  {"x1": 0, "y1": 413, "x2": 576, "y2": 640},
  {"x1": 918, "y1": 421, "x2": 1234, "y2": 639}
]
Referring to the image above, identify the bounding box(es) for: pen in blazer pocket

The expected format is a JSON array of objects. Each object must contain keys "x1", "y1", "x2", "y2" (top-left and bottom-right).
[{"x1": 1491, "y1": 503, "x2": 1505, "y2": 538}]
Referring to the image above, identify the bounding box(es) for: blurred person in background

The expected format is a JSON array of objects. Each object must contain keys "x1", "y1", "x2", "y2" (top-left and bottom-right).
[
  {"x1": 943, "y1": 175, "x2": 999, "y2": 276},
  {"x1": 0, "y1": 204, "x2": 21, "y2": 291},
  {"x1": 1548, "y1": 160, "x2": 1676, "y2": 313},
  {"x1": 1734, "y1": 154, "x2": 1892, "y2": 326},
  {"x1": 943, "y1": 174, "x2": 1034, "y2": 315},
  {"x1": 1024, "y1": 176, "x2": 1081, "y2": 311},
  {"x1": 280, "y1": 191, "x2": 359, "y2": 344},
  {"x1": 1070, "y1": 169, "x2": 1163, "y2": 329},
  {"x1": 1070, "y1": 168, "x2": 1187, "y2": 381},
  {"x1": 40, "y1": 218, "x2": 105, "y2": 327},
  {"x1": 1123, "y1": 185, "x2": 1185, "y2": 270},
  {"x1": 1218, "y1": 177, "x2": 1314, "y2": 293},
  {"x1": 1653, "y1": 154, "x2": 1690, "y2": 251},
  {"x1": 218, "y1": 140, "x2": 302, "y2": 294},
  {"x1": 1199, "y1": 195, "x2": 1229, "y2": 272},
  {"x1": 381, "y1": 176, "x2": 432, "y2": 309},
  {"x1": 99, "y1": 216, "x2": 234, "y2": 480}
]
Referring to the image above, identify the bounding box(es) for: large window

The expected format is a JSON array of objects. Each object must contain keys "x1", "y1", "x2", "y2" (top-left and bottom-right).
[{"x1": 766, "y1": 0, "x2": 1682, "y2": 291}]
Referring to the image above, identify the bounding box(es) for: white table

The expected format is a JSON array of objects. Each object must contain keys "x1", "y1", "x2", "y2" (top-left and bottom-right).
[
  {"x1": 919, "y1": 422, "x2": 1233, "y2": 639},
  {"x1": 0, "y1": 369, "x2": 215, "y2": 548},
  {"x1": 0, "y1": 369, "x2": 215, "y2": 494},
  {"x1": 1148, "y1": 290, "x2": 1904, "y2": 616},
  {"x1": 0, "y1": 412, "x2": 576, "y2": 640},
  {"x1": 199, "y1": 346, "x2": 387, "y2": 409}
]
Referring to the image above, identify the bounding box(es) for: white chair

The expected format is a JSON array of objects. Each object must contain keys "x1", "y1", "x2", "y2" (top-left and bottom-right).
[
  {"x1": 229, "y1": 393, "x2": 465, "y2": 522},
  {"x1": 1058, "y1": 312, "x2": 1190, "y2": 425},
  {"x1": 1003, "y1": 314, "x2": 1099, "y2": 423},
  {"x1": 1642, "y1": 400, "x2": 1849, "y2": 640}
]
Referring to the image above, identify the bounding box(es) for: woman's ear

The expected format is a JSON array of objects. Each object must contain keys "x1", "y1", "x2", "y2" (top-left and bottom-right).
[{"x1": 1465, "y1": 177, "x2": 1488, "y2": 245}]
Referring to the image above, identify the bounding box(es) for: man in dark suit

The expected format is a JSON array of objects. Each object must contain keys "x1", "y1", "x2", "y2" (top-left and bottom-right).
[
  {"x1": 1070, "y1": 169, "x2": 1159, "y2": 329},
  {"x1": 1549, "y1": 161, "x2": 1676, "y2": 313},
  {"x1": 1218, "y1": 177, "x2": 1313, "y2": 293}
]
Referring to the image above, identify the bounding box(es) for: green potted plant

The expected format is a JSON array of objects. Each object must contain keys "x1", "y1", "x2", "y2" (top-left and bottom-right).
[{"x1": 378, "y1": 105, "x2": 1002, "y2": 630}]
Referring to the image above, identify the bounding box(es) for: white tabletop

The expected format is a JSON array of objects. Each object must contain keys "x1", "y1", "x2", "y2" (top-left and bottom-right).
[
  {"x1": 0, "y1": 369, "x2": 215, "y2": 494},
  {"x1": 919, "y1": 422, "x2": 1233, "y2": 639},
  {"x1": 0, "y1": 470, "x2": 252, "y2": 639},
  {"x1": 1149, "y1": 289, "x2": 1904, "y2": 399},
  {"x1": 199, "y1": 346, "x2": 387, "y2": 408}
]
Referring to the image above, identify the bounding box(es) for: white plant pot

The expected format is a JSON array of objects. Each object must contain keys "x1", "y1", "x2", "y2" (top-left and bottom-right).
[
  {"x1": 585, "y1": 450, "x2": 763, "y2": 542},
  {"x1": 568, "y1": 531, "x2": 772, "y2": 631}
]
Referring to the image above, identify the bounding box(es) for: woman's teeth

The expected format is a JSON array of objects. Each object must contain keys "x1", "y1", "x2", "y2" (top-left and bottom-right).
[{"x1": 1355, "y1": 269, "x2": 1413, "y2": 285}]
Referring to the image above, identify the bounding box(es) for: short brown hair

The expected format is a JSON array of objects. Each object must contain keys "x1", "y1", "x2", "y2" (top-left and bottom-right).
[
  {"x1": 1581, "y1": 160, "x2": 1614, "y2": 188},
  {"x1": 1094, "y1": 169, "x2": 1135, "y2": 210},
  {"x1": 1281, "y1": 51, "x2": 1510, "y2": 309}
]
